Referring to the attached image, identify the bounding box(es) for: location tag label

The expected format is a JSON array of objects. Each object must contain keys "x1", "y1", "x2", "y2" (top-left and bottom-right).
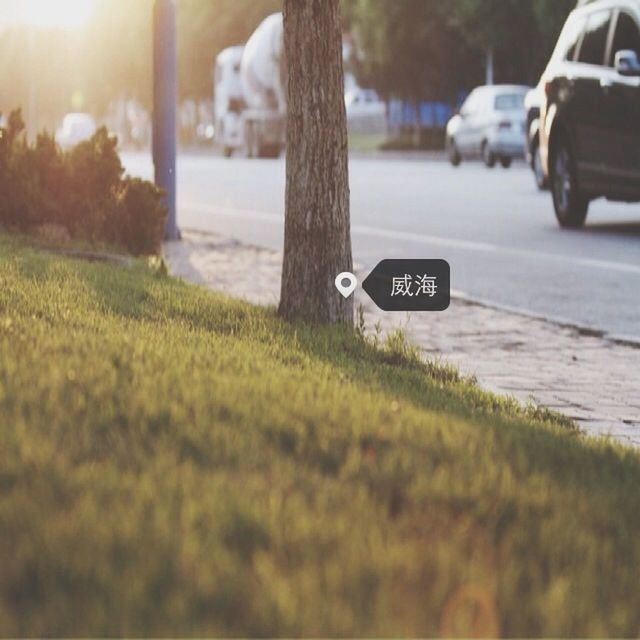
[
  {"x1": 335, "y1": 272, "x2": 358, "y2": 299},
  {"x1": 362, "y1": 259, "x2": 450, "y2": 311}
]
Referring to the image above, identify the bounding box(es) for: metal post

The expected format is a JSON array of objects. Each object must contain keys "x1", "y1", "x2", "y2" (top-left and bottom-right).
[
  {"x1": 485, "y1": 47, "x2": 494, "y2": 86},
  {"x1": 153, "y1": 0, "x2": 178, "y2": 240}
]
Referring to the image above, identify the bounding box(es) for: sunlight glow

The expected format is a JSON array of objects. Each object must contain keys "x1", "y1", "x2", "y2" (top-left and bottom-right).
[{"x1": 18, "y1": 0, "x2": 96, "y2": 30}]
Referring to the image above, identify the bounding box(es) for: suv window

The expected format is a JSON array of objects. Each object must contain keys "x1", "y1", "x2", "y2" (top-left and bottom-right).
[
  {"x1": 555, "y1": 14, "x2": 587, "y2": 61},
  {"x1": 609, "y1": 11, "x2": 640, "y2": 65},
  {"x1": 578, "y1": 10, "x2": 612, "y2": 65}
]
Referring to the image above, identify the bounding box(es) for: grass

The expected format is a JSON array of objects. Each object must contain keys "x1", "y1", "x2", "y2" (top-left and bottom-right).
[
  {"x1": 1, "y1": 233, "x2": 640, "y2": 637},
  {"x1": 347, "y1": 132, "x2": 448, "y2": 154},
  {"x1": 348, "y1": 132, "x2": 388, "y2": 153}
]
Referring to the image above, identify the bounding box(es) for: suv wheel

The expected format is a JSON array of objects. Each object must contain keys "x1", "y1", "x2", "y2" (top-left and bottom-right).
[
  {"x1": 551, "y1": 139, "x2": 588, "y2": 228},
  {"x1": 482, "y1": 142, "x2": 495, "y2": 168}
]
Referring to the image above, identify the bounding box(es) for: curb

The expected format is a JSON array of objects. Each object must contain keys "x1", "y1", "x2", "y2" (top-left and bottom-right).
[
  {"x1": 451, "y1": 289, "x2": 640, "y2": 349},
  {"x1": 169, "y1": 228, "x2": 640, "y2": 350}
]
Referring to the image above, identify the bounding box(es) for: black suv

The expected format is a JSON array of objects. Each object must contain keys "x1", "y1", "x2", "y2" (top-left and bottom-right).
[{"x1": 540, "y1": 0, "x2": 640, "y2": 227}]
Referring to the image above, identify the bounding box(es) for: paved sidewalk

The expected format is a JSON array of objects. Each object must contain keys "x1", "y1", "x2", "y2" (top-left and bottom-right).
[{"x1": 165, "y1": 230, "x2": 640, "y2": 447}]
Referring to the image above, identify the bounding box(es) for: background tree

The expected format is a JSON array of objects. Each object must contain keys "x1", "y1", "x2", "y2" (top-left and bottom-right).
[
  {"x1": 530, "y1": 0, "x2": 579, "y2": 75},
  {"x1": 344, "y1": 0, "x2": 478, "y2": 140},
  {"x1": 0, "y1": 0, "x2": 576, "y2": 143},
  {"x1": 448, "y1": 0, "x2": 575, "y2": 86},
  {"x1": 177, "y1": 0, "x2": 281, "y2": 101},
  {"x1": 0, "y1": 1, "x2": 153, "y2": 130},
  {"x1": 345, "y1": 0, "x2": 575, "y2": 109},
  {"x1": 0, "y1": 0, "x2": 281, "y2": 127},
  {"x1": 279, "y1": 0, "x2": 352, "y2": 324}
]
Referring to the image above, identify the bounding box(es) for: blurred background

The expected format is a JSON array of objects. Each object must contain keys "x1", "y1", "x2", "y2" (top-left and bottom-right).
[{"x1": 0, "y1": 0, "x2": 574, "y2": 150}]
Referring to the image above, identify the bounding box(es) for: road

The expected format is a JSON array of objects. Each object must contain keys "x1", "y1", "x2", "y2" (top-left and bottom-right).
[{"x1": 123, "y1": 152, "x2": 640, "y2": 341}]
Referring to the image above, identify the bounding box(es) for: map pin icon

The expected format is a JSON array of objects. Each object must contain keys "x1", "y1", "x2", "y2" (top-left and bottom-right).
[{"x1": 335, "y1": 272, "x2": 357, "y2": 299}]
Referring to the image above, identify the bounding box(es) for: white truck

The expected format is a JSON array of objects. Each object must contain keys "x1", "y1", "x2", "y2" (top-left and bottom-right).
[
  {"x1": 213, "y1": 13, "x2": 286, "y2": 159},
  {"x1": 213, "y1": 45, "x2": 245, "y2": 157}
]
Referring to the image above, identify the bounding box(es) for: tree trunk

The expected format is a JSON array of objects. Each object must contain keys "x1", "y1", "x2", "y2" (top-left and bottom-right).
[{"x1": 279, "y1": 0, "x2": 353, "y2": 325}]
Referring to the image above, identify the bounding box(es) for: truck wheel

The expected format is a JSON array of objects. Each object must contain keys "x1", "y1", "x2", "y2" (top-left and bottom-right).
[
  {"x1": 248, "y1": 122, "x2": 265, "y2": 158},
  {"x1": 244, "y1": 122, "x2": 255, "y2": 158},
  {"x1": 223, "y1": 146, "x2": 233, "y2": 158},
  {"x1": 500, "y1": 156, "x2": 512, "y2": 169},
  {"x1": 551, "y1": 139, "x2": 588, "y2": 228},
  {"x1": 482, "y1": 142, "x2": 495, "y2": 168},
  {"x1": 252, "y1": 133, "x2": 262, "y2": 159}
]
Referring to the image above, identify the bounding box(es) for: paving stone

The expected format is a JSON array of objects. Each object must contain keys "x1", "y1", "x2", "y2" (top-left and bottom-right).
[{"x1": 164, "y1": 231, "x2": 640, "y2": 449}]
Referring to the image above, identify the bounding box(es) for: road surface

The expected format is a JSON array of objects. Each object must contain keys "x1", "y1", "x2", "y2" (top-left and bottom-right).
[{"x1": 123, "y1": 152, "x2": 640, "y2": 341}]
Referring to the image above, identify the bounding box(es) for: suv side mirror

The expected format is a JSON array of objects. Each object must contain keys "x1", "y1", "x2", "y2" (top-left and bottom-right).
[{"x1": 614, "y1": 49, "x2": 640, "y2": 76}]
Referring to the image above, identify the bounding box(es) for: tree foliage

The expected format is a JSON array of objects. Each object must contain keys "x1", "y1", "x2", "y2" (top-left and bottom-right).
[
  {"x1": 346, "y1": 0, "x2": 576, "y2": 103},
  {"x1": 177, "y1": 0, "x2": 282, "y2": 100},
  {"x1": 0, "y1": 0, "x2": 575, "y2": 130},
  {"x1": 345, "y1": 0, "x2": 477, "y2": 104},
  {"x1": 450, "y1": 0, "x2": 576, "y2": 84},
  {"x1": 0, "y1": 0, "x2": 281, "y2": 126},
  {"x1": 0, "y1": 1, "x2": 153, "y2": 129}
]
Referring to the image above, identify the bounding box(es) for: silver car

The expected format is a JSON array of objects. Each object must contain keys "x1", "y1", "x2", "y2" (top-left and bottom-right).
[{"x1": 446, "y1": 84, "x2": 530, "y2": 168}]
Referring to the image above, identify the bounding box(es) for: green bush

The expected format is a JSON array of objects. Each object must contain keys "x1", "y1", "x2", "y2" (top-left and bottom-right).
[
  {"x1": 113, "y1": 178, "x2": 168, "y2": 255},
  {"x1": 0, "y1": 109, "x2": 166, "y2": 255}
]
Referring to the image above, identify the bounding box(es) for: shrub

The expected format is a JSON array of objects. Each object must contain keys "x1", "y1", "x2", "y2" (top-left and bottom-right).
[
  {"x1": 0, "y1": 111, "x2": 43, "y2": 228},
  {"x1": 64, "y1": 126, "x2": 124, "y2": 238},
  {"x1": 0, "y1": 109, "x2": 167, "y2": 255},
  {"x1": 113, "y1": 178, "x2": 168, "y2": 255}
]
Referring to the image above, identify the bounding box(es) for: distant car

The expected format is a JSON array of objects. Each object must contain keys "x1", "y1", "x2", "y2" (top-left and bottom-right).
[
  {"x1": 525, "y1": 83, "x2": 548, "y2": 189},
  {"x1": 345, "y1": 88, "x2": 386, "y2": 120},
  {"x1": 539, "y1": 0, "x2": 640, "y2": 228},
  {"x1": 56, "y1": 113, "x2": 97, "y2": 149},
  {"x1": 446, "y1": 84, "x2": 530, "y2": 168}
]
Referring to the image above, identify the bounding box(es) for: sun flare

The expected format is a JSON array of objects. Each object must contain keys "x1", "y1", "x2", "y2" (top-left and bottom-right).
[{"x1": 18, "y1": 0, "x2": 96, "y2": 29}]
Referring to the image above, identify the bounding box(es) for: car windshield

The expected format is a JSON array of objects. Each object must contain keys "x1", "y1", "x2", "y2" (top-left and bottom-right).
[{"x1": 494, "y1": 93, "x2": 525, "y2": 111}]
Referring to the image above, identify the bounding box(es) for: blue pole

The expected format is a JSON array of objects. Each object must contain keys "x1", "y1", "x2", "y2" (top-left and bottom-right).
[{"x1": 153, "y1": 0, "x2": 178, "y2": 240}]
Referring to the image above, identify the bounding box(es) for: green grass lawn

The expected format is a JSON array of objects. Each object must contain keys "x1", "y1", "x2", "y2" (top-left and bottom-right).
[
  {"x1": 348, "y1": 132, "x2": 388, "y2": 153},
  {"x1": 1, "y1": 234, "x2": 640, "y2": 637}
]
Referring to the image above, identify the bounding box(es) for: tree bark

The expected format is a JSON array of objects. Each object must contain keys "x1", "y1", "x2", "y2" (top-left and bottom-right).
[{"x1": 279, "y1": 0, "x2": 353, "y2": 325}]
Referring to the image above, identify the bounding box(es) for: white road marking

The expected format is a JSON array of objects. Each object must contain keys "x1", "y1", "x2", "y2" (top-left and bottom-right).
[{"x1": 180, "y1": 201, "x2": 640, "y2": 276}]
